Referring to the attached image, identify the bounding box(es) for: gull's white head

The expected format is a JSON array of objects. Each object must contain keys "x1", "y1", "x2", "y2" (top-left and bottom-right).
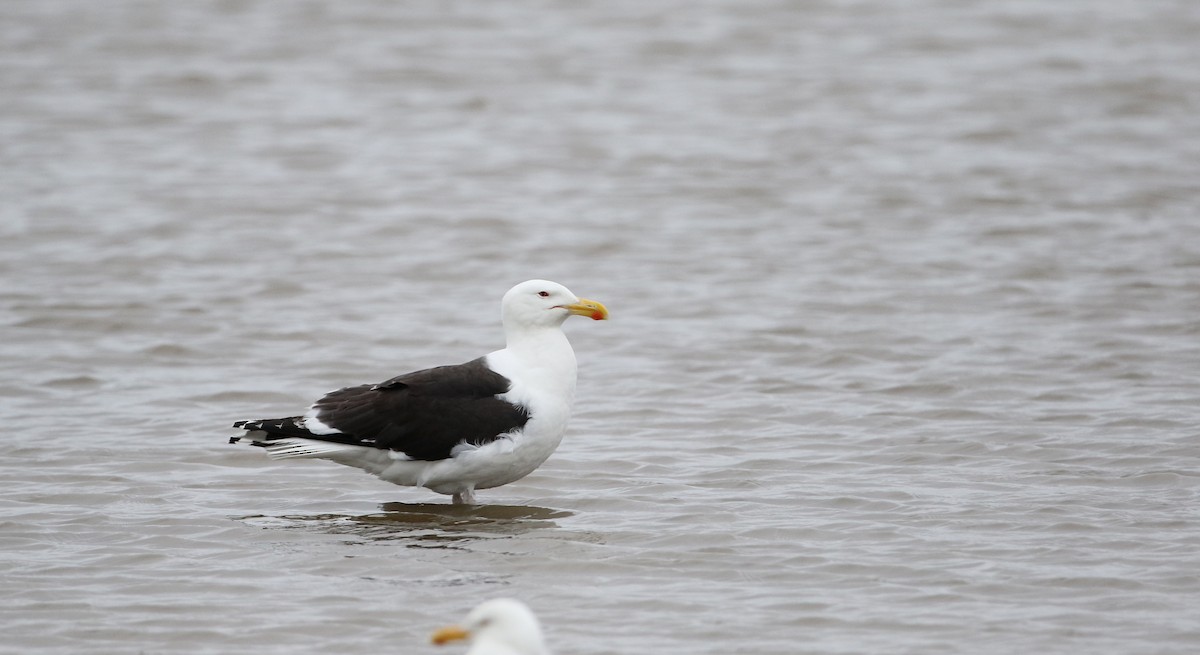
[
  {"x1": 500, "y1": 279, "x2": 609, "y2": 331},
  {"x1": 432, "y1": 598, "x2": 551, "y2": 655}
]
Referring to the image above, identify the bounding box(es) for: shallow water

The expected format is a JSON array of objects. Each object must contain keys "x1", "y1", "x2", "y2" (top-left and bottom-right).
[{"x1": 2, "y1": 1, "x2": 1199, "y2": 653}]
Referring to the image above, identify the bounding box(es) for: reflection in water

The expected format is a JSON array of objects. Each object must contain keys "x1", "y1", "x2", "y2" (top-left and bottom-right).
[{"x1": 238, "y1": 503, "x2": 573, "y2": 547}]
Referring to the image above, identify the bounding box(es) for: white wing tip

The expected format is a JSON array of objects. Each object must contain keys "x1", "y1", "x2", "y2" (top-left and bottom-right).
[{"x1": 261, "y1": 438, "x2": 356, "y2": 460}]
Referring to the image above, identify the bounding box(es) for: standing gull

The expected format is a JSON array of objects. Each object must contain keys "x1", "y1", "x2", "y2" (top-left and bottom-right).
[
  {"x1": 230, "y1": 279, "x2": 608, "y2": 504},
  {"x1": 432, "y1": 598, "x2": 551, "y2": 655}
]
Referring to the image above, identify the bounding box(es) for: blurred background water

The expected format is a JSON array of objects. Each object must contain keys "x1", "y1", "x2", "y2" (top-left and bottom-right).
[{"x1": 2, "y1": 1, "x2": 1199, "y2": 653}]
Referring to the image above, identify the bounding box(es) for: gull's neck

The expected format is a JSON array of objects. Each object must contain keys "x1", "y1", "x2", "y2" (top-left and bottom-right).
[{"x1": 499, "y1": 323, "x2": 578, "y2": 397}]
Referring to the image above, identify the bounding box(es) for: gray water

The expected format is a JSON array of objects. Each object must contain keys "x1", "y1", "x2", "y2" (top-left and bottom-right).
[{"x1": 3, "y1": 1, "x2": 1199, "y2": 653}]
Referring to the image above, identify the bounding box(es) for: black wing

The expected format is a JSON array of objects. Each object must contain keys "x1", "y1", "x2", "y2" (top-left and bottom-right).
[{"x1": 233, "y1": 357, "x2": 530, "y2": 461}]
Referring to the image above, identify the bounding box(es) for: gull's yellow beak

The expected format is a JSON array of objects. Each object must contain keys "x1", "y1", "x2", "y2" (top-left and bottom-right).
[
  {"x1": 431, "y1": 625, "x2": 471, "y2": 645},
  {"x1": 563, "y1": 298, "x2": 609, "y2": 321}
]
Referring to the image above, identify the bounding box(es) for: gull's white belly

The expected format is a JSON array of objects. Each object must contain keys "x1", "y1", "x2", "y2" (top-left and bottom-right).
[{"x1": 376, "y1": 404, "x2": 571, "y2": 494}]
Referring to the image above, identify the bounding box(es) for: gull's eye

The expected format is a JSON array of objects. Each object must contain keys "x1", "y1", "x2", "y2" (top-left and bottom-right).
[{"x1": 538, "y1": 291, "x2": 550, "y2": 297}]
